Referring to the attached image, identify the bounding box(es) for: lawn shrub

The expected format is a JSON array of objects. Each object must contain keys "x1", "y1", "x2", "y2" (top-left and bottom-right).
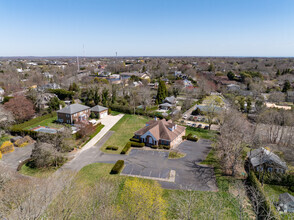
[
  {"x1": 14, "y1": 136, "x2": 33, "y2": 147},
  {"x1": 130, "y1": 141, "x2": 144, "y2": 148},
  {"x1": 106, "y1": 146, "x2": 118, "y2": 151},
  {"x1": 187, "y1": 133, "x2": 198, "y2": 142},
  {"x1": 248, "y1": 171, "x2": 281, "y2": 220},
  {"x1": 0, "y1": 151, "x2": 2, "y2": 159},
  {"x1": 110, "y1": 160, "x2": 124, "y2": 174},
  {"x1": 255, "y1": 171, "x2": 294, "y2": 189},
  {"x1": 130, "y1": 138, "x2": 140, "y2": 142},
  {"x1": 121, "y1": 142, "x2": 131, "y2": 154},
  {"x1": 182, "y1": 136, "x2": 187, "y2": 140},
  {"x1": 0, "y1": 141, "x2": 15, "y2": 154},
  {"x1": 162, "y1": 145, "x2": 171, "y2": 150},
  {"x1": 151, "y1": 145, "x2": 158, "y2": 149}
]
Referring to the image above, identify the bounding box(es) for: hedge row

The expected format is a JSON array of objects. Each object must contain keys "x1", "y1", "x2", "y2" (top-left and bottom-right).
[
  {"x1": 121, "y1": 142, "x2": 131, "y2": 154},
  {"x1": 151, "y1": 145, "x2": 171, "y2": 150},
  {"x1": 110, "y1": 160, "x2": 124, "y2": 174},
  {"x1": 130, "y1": 138, "x2": 140, "y2": 142},
  {"x1": 106, "y1": 146, "x2": 118, "y2": 151},
  {"x1": 248, "y1": 171, "x2": 281, "y2": 220},
  {"x1": 109, "y1": 104, "x2": 165, "y2": 119},
  {"x1": 11, "y1": 112, "x2": 57, "y2": 130},
  {"x1": 130, "y1": 141, "x2": 144, "y2": 148}
]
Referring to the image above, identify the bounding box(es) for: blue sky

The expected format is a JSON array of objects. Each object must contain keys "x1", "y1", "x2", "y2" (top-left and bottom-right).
[{"x1": 1, "y1": 0, "x2": 294, "y2": 56}]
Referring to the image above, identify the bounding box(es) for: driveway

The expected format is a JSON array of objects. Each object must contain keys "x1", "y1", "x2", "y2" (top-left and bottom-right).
[
  {"x1": 121, "y1": 139, "x2": 217, "y2": 191},
  {"x1": 0, "y1": 143, "x2": 34, "y2": 170},
  {"x1": 61, "y1": 114, "x2": 125, "y2": 171}
]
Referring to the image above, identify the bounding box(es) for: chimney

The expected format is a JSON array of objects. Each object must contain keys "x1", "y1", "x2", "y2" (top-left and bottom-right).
[{"x1": 59, "y1": 104, "x2": 63, "y2": 110}]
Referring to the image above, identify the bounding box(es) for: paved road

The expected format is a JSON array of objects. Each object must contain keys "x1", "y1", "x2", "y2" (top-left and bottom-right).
[
  {"x1": 0, "y1": 143, "x2": 34, "y2": 170},
  {"x1": 122, "y1": 139, "x2": 217, "y2": 191}
]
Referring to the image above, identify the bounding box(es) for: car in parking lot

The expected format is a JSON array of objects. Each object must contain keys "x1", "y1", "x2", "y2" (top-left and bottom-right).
[
  {"x1": 186, "y1": 122, "x2": 192, "y2": 126},
  {"x1": 192, "y1": 123, "x2": 196, "y2": 127},
  {"x1": 183, "y1": 115, "x2": 188, "y2": 119},
  {"x1": 204, "y1": 125, "x2": 209, "y2": 130},
  {"x1": 197, "y1": 124, "x2": 202, "y2": 128}
]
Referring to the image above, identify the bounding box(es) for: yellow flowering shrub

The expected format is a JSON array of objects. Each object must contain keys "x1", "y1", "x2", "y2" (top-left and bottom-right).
[
  {"x1": 0, "y1": 151, "x2": 2, "y2": 159},
  {"x1": 19, "y1": 142, "x2": 28, "y2": 148},
  {"x1": 14, "y1": 136, "x2": 33, "y2": 147},
  {"x1": 0, "y1": 141, "x2": 15, "y2": 154}
]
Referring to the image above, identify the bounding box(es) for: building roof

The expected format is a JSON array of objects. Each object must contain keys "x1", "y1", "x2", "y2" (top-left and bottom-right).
[
  {"x1": 164, "y1": 96, "x2": 176, "y2": 104},
  {"x1": 91, "y1": 105, "x2": 108, "y2": 112},
  {"x1": 135, "y1": 119, "x2": 185, "y2": 142},
  {"x1": 57, "y1": 104, "x2": 90, "y2": 114},
  {"x1": 247, "y1": 147, "x2": 287, "y2": 169},
  {"x1": 159, "y1": 103, "x2": 173, "y2": 107},
  {"x1": 279, "y1": 193, "x2": 294, "y2": 204}
]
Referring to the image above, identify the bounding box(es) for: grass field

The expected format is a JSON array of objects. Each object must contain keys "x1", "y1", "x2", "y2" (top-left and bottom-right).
[
  {"x1": 56, "y1": 162, "x2": 249, "y2": 219},
  {"x1": 24, "y1": 116, "x2": 64, "y2": 130},
  {"x1": 19, "y1": 164, "x2": 58, "y2": 178},
  {"x1": 186, "y1": 126, "x2": 218, "y2": 140},
  {"x1": 101, "y1": 114, "x2": 149, "y2": 154}
]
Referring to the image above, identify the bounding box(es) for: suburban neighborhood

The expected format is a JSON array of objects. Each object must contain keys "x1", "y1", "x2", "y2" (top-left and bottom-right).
[{"x1": 1, "y1": 1, "x2": 294, "y2": 219}]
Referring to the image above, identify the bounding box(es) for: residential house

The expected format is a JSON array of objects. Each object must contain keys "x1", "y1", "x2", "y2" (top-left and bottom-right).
[
  {"x1": 57, "y1": 104, "x2": 91, "y2": 124},
  {"x1": 278, "y1": 193, "x2": 294, "y2": 213},
  {"x1": 37, "y1": 83, "x2": 60, "y2": 92},
  {"x1": 159, "y1": 96, "x2": 176, "y2": 110},
  {"x1": 36, "y1": 93, "x2": 58, "y2": 109},
  {"x1": 134, "y1": 118, "x2": 186, "y2": 148},
  {"x1": 247, "y1": 147, "x2": 287, "y2": 173},
  {"x1": 227, "y1": 84, "x2": 241, "y2": 92},
  {"x1": 43, "y1": 72, "x2": 53, "y2": 79},
  {"x1": 287, "y1": 91, "x2": 294, "y2": 103},
  {"x1": 91, "y1": 105, "x2": 108, "y2": 119}
]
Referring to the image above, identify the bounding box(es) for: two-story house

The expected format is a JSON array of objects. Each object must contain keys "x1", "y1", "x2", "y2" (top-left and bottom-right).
[{"x1": 57, "y1": 104, "x2": 91, "y2": 124}]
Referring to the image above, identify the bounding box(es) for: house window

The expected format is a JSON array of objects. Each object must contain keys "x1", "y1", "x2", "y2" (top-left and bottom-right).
[{"x1": 268, "y1": 168, "x2": 273, "y2": 172}]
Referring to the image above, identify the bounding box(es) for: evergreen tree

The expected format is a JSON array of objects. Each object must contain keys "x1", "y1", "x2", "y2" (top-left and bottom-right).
[
  {"x1": 102, "y1": 88, "x2": 109, "y2": 106},
  {"x1": 94, "y1": 90, "x2": 100, "y2": 105},
  {"x1": 156, "y1": 80, "x2": 167, "y2": 104},
  {"x1": 276, "y1": 69, "x2": 280, "y2": 76},
  {"x1": 282, "y1": 80, "x2": 291, "y2": 93},
  {"x1": 227, "y1": 71, "x2": 235, "y2": 80}
]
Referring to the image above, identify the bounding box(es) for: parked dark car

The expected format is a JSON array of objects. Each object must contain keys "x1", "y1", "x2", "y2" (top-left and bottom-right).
[
  {"x1": 197, "y1": 124, "x2": 202, "y2": 128},
  {"x1": 204, "y1": 125, "x2": 209, "y2": 130},
  {"x1": 192, "y1": 123, "x2": 196, "y2": 127}
]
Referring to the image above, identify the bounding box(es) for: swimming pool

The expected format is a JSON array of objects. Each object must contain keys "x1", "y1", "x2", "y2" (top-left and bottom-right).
[{"x1": 32, "y1": 126, "x2": 57, "y2": 134}]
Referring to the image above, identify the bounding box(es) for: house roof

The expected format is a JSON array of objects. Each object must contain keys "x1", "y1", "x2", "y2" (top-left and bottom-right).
[
  {"x1": 135, "y1": 119, "x2": 185, "y2": 142},
  {"x1": 279, "y1": 193, "x2": 294, "y2": 204},
  {"x1": 164, "y1": 96, "x2": 176, "y2": 104},
  {"x1": 57, "y1": 104, "x2": 90, "y2": 114},
  {"x1": 91, "y1": 105, "x2": 108, "y2": 112},
  {"x1": 159, "y1": 103, "x2": 173, "y2": 107},
  {"x1": 247, "y1": 147, "x2": 287, "y2": 169}
]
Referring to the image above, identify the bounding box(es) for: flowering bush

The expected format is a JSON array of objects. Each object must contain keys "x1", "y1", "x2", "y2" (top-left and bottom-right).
[{"x1": 0, "y1": 141, "x2": 14, "y2": 154}]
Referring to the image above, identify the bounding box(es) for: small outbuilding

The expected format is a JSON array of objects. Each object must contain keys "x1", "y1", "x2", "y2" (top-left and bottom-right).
[{"x1": 91, "y1": 105, "x2": 108, "y2": 119}]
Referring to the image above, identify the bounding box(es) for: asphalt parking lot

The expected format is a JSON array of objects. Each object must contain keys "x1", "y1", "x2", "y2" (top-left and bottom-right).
[{"x1": 121, "y1": 140, "x2": 217, "y2": 191}]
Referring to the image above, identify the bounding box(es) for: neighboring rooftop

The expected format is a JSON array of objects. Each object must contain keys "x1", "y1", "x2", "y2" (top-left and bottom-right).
[
  {"x1": 91, "y1": 105, "x2": 108, "y2": 112},
  {"x1": 279, "y1": 193, "x2": 294, "y2": 204},
  {"x1": 247, "y1": 147, "x2": 287, "y2": 169},
  {"x1": 57, "y1": 104, "x2": 90, "y2": 114}
]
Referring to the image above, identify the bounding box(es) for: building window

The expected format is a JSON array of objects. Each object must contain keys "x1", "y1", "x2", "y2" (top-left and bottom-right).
[{"x1": 268, "y1": 167, "x2": 273, "y2": 172}]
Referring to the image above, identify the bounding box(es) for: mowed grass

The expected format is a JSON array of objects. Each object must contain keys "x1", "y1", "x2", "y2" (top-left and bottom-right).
[
  {"x1": 101, "y1": 114, "x2": 149, "y2": 154},
  {"x1": 0, "y1": 135, "x2": 12, "y2": 145},
  {"x1": 24, "y1": 116, "x2": 64, "y2": 130},
  {"x1": 19, "y1": 164, "x2": 58, "y2": 178},
  {"x1": 186, "y1": 126, "x2": 218, "y2": 141}
]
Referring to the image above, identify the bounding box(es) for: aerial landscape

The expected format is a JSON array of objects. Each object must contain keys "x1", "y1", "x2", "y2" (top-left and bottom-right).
[{"x1": 0, "y1": 0, "x2": 294, "y2": 219}]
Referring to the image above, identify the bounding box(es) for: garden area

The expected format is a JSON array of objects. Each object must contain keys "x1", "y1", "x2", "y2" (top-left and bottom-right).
[
  {"x1": 186, "y1": 126, "x2": 218, "y2": 140},
  {"x1": 101, "y1": 114, "x2": 149, "y2": 154}
]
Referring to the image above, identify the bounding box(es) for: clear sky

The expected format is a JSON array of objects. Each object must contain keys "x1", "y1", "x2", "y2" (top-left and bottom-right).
[{"x1": 1, "y1": 0, "x2": 294, "y2": 57}]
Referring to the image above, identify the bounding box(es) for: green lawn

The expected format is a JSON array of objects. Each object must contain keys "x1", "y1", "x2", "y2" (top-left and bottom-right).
[
  {"x1": 24, "y1": 116, "x2": 64, "y2": 130},
  {"x1": 186, "y1": 126, "x2": 218, "y2": 141},
  {"x1": 110, "y1": 110, "x2": 121, "y2": 116},
  {"x1": 19, "y1": 164, "x2": 58, "y2": 178},
  {"x1": 101, "y1": 114, "x2": 149, "y2": 154},
  {"x1": 0, "y1": 135, "x2": 12, "y2": 146},
  {"x1": 53, "y1": 162, "x2": 249, "y2": 219}
]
